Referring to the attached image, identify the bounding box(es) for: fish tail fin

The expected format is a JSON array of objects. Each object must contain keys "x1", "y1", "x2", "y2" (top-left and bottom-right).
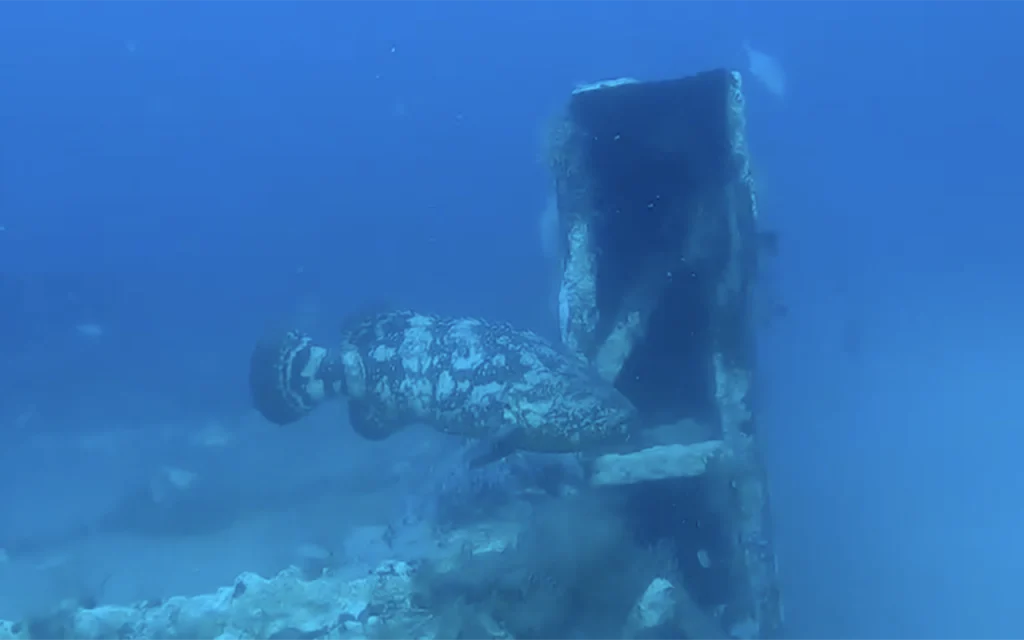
[{"x1": 249, "y1": 329, "x2": 322, "y2": 425}]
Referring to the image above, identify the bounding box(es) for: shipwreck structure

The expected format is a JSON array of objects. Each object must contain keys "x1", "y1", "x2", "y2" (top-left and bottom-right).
[{"x1": 548, "y1": 70, "x2": 784, "y2": 638}]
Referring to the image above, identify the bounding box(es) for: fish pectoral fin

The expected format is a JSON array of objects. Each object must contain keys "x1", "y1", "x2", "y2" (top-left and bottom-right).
[{"x1": 464, "y1": 425, "x2": 524, "y2": 469}]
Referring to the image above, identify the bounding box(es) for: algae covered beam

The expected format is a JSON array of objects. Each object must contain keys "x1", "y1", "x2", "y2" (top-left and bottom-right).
[{"x1": 547, "y1": 70, "x2": 784, "y2": 638}]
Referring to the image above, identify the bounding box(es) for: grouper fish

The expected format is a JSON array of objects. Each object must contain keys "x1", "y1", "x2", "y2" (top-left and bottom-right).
[{"x1": 249, "y1": 309, "x2": 641, "y2": 466}]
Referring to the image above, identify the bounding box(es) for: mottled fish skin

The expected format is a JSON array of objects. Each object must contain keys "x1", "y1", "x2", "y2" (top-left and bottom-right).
[{"x1": 338, "y1": 310, "x2": 640, "y2": 454}]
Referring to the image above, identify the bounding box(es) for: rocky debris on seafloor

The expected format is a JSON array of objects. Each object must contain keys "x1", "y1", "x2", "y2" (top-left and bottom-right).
[
  {"x1": 0, "y1": 560, "x2": 420, "y2": 640},
  {"x1": 0, "y1": 514, "x2": 715, "y2": 640}
]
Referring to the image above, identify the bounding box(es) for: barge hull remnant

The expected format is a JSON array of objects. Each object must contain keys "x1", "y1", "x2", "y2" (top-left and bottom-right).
[{"x1": 548, "y1": 70, "x2": 784, "y2": 638}]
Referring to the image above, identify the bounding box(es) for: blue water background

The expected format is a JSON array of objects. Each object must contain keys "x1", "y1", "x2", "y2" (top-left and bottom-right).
[{"x1": 2, "y1": 2, "x2": 1023, "y2": 637}]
